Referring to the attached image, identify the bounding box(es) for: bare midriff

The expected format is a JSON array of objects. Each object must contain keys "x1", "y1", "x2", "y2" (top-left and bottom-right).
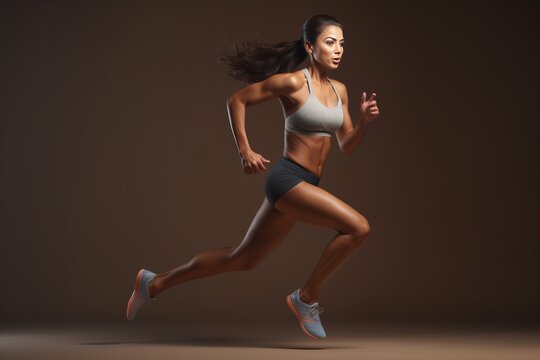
[{"x1": 283, "y1": 130, "x2": 331, "y2": 179}]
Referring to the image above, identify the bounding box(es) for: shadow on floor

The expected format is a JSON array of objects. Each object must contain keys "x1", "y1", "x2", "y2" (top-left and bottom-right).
[{"x1": 79, "y1": 334, "x2": 357, "y2": 350}]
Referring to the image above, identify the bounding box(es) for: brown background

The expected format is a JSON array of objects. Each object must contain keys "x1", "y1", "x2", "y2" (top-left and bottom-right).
[{"x1": 1, "y1": 0, "x2": 538, "y2": 326}]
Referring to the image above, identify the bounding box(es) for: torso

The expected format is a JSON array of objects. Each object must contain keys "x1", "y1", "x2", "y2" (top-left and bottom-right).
[
  {"x1": 282, "y1": 129, "x2": 332, "y2": 179},
  {"x1": 278, "y1": 68, "x2": 342, "y2": 178}
]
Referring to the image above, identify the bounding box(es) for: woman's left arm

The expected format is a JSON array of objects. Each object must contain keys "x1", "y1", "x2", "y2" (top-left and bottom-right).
[{"x1": 335, "y1": 82, "x2": 379, "y2": 155}]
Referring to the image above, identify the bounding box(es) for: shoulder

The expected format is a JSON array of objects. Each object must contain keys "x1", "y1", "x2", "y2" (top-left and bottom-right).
[
  {"x1": 328, "y1": 78, "x2": 349, "y2": 102},
  {"x1": 328, "y1": 78, "x2": 347, "y2": 94},
  {"x1": 263, "y1": 69, "x2": 305, "y2": 94}
]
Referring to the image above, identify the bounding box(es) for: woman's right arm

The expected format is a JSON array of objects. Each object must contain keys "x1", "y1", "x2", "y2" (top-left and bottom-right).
[{"x1": 225, "y1": 73, "x2": 302, "y2": 174}]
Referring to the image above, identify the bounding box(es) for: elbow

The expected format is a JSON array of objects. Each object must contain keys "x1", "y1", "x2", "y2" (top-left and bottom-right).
[
  {"x1": 338, "y1": 130, "x2": 355, "y2": 155},
  {"x1": 339, "y1": 141, "x2": 353, "y2": 155},
  {"x1": 226, "y1": 96, "x2": 234, "y2": 108},
  {"x1": 226, "y1": 95, "x2": 243, "y2": 108}
]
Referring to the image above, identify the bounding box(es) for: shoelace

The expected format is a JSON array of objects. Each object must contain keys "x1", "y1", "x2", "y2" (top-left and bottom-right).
[{"x1": 310, "y1": 304, "x2": 324, "y2": 318}]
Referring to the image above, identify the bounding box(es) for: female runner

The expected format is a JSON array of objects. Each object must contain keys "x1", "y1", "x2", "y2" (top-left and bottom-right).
[{"x1": 126, "y1": 14, "x2": 380, "y2": 340}]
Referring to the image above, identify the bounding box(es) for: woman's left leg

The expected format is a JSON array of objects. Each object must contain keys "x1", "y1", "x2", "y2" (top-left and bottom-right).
[{"x1": 274, "y1": 181, "x2": 371, "y2": 305}]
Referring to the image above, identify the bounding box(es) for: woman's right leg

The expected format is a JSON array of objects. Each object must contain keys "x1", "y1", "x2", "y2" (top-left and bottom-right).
[{"x1": 147, "y1": 196, "x2": 296, "y2": 298}]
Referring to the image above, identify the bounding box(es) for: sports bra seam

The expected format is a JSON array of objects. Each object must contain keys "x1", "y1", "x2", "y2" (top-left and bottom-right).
[{"x1": 285, "y1": 128, "x2": 332, "y2": 137}]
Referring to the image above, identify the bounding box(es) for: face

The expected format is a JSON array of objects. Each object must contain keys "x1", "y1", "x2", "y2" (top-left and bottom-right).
[{"x1": 306, "y1": 25, "x2": 345, "y2": 69}]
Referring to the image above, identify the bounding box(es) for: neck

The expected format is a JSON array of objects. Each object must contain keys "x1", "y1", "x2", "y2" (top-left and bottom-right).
[{"x1": 306, "y1": 65, "x2": 329, "y2": 84}]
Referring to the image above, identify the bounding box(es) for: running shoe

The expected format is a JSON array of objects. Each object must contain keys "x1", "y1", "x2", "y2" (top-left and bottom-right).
[
  {"x1": 126, "y1": 268, "x2": 157, "y2": 320},
  {"x1": 286, "y1": 288, "x2": 327, "y2": 339}
]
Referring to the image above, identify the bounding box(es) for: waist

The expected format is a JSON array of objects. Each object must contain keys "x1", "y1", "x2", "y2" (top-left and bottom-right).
[{"x1": 281, "y1": 156, "x2": 320, "y2": 181}]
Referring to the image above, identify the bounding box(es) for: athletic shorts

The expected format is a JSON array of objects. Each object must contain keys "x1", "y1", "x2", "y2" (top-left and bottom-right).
[{"x1": 264, "y1": 156, "x2": 320, "y2": 206}]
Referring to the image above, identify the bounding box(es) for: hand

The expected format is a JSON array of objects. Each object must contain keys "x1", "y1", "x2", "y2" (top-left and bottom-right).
[
  {"x1": 239, "y1": 149, "x2": 271, "y2": 175},
  {"x1": 360, "y1": 92, "x2": 380, "y2": 123}
]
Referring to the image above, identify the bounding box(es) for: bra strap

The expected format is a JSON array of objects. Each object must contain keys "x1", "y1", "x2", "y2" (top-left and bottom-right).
[
  {"x1": 303, "y1": 68, "x2": 313, "y2": 95},
  {"x1": 327, "y1": 77, "x2": 342, "y2": 104}
]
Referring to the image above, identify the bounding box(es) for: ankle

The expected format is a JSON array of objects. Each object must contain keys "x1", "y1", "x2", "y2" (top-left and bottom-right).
[
  {"x1": 299, "y1": 288, "x2": 317, "y2": 305},
  {"x1": 148, "y1": 277, "x2": 159, "y2": 298}
]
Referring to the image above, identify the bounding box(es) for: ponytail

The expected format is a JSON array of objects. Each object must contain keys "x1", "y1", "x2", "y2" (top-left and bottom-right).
[
  {"x1": 219, "y1": 36, "x2": 308, "y2": 83},
  {"x1": 219, "y1": 14, "x2": 342, "y2": 83}
]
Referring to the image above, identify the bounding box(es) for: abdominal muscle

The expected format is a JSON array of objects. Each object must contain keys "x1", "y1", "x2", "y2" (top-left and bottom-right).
[
  {"x1": 278, "y1": 83, "x2": 333, "y2": 179},
  {"x1": 283, "y1": 130, "x2": 331, "y2": 179}
]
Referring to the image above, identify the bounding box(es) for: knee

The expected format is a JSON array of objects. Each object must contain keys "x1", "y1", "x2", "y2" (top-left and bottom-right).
[
  {"x1": 227, "y1": 252, "x2": 260, "y2": 271},
  {"x1": 238, "y1": 259, "x2": 259, "y2": 271},
  {"x1": 348, "y1": 218, "x2": 371, "y2": 245}
]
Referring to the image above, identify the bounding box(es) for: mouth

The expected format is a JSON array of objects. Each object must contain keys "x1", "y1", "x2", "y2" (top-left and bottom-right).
[{"x1": 332, "y1": 58, "x2": 340, "y2": 64}]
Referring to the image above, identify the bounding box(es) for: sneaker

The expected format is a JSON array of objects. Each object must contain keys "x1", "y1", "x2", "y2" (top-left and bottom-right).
[
  {"x1": 126, "y1": 268, "x2": 157, "y2": 320},
  {"x1": 286, "y1": 288, "x2": 327, "y2": 339}
]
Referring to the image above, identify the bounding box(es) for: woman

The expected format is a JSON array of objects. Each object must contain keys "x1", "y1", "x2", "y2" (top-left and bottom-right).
[{"x1": 126, "y1": 14, "x2": 380, "y2": 340}]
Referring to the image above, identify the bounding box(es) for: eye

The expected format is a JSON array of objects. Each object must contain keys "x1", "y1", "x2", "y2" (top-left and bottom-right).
[{"x1": 326, "y1": 41, "x2": 333, "y2": 45}]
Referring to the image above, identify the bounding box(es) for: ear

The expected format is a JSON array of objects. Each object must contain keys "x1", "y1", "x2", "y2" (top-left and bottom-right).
[{"x1": 304, "y1": 41, "x2": 313, "y2": 54}]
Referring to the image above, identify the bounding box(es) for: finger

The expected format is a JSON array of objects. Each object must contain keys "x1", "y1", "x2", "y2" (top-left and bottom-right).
[
  {"x1": 366, "y1": 101, "x2": 377, "y2": 109},
  {"x1": 258, "y1": 161, "x2": 267, "y2": 171},
  {"x1": 361, "y1": 92, "x2": 366, "y2": 103},
  {"x1": 251, "y1": 161, "x2": 262, "y2": 172},
  {"x1": 367, "y1": 93, "x2": 376, "y2": 102},
  {"x1": 262, "y1": 158, "x2": 271, "y2": 163}
]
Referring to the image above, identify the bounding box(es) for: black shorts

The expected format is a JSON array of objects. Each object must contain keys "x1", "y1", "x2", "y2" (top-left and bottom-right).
[{"x1": 264, "y1": 156, "x2": 321, "y2": 206}]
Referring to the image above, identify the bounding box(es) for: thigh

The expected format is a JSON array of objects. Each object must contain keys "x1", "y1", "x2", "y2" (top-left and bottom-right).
[
  {"x1": 274, "y1": 181, "x2": 369, "y2": 234},
  {"x1": 264, "y1": 157, "x2": 320, "y2": 207},
  {"x1": 229, "y1": 196, "x2": 297, "y2": 263}
]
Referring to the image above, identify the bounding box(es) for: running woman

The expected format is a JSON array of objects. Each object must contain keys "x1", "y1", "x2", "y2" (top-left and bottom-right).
[{"x1": 126, "y1": 14, "x2": 380, "y2": 340}]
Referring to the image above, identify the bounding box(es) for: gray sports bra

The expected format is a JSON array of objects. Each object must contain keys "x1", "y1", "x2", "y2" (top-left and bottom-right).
[{"x1": 282, "y1": 67, "x2": 343, "y2": 137}]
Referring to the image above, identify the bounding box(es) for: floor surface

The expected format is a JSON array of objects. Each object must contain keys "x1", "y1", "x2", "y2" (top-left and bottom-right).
[{"x1": 1, "y1": 321, "x2": 539, "y2": 360}]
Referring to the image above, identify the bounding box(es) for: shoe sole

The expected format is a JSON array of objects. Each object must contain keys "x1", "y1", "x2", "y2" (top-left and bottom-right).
[
  {"x1": 286, "y1": 294, "x2": 324, "y2": 339},
  {"x1": 126, "y1": 269, "x2": 144, "y2": 320}
]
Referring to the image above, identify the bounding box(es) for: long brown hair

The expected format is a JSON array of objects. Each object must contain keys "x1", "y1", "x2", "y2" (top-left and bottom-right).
[{"x1": 219, "y1": 14, "x2": 343, "y2": 83}]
